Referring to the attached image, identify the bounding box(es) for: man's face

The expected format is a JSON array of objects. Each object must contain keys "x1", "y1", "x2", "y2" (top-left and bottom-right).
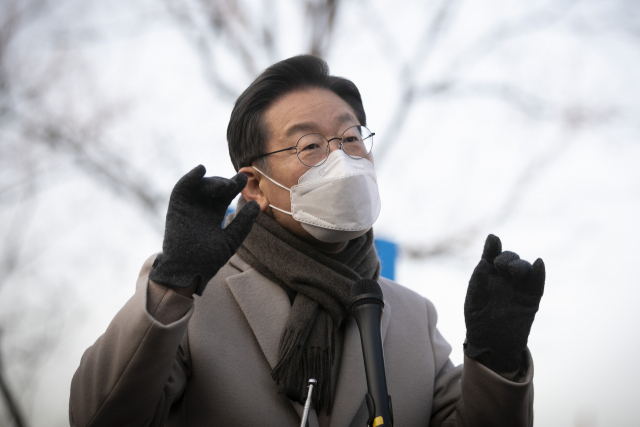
[{"x1": 240, "y1": 87, "x2": 373, "y2": 250}]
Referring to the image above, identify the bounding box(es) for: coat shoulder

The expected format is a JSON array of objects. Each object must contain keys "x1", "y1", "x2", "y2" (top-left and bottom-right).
[{"x1": 377, "y1": 276, "x2": 437, "y2": 322}]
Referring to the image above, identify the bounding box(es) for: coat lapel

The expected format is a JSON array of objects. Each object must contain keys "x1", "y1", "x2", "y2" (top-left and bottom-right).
[
  {"x1": 330, "y1": 301, "x2": 391, "y2": 427},
  {"x1": 226, "y1": 255, "x2": 320, "y2": 427},
  {"x1": 227, "y1": 256, "x2": 289, "y2": 369}
]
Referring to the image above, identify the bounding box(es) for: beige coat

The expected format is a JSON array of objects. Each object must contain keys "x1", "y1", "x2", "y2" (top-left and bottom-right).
[{"x1": 70, "y1": 254, "x2": 534, "y2": 427}]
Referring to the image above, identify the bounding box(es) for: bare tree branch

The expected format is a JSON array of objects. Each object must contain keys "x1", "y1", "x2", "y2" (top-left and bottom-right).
[
  {"x1": 419, "y1": 81, "x2": 555, "y2": 119},
  {"x1": 444, "y1": 0, "x2": 580, "y2": 78},
  {"x1": 374, "y1": 0, "x2": 461, "y2": 162},
  {"x1": 23, "y1": 118, "x2": 166, "y2": 220},
  {"x1": 0, "y1": 342, "x2": 27, "y2": 427},
  {"x1": 0, "y1": 189, "x2": 37, "y2": 290},
  {"x1": 0, "y1": 2, "x2": 167, "y2": 423},
  {"x1": 401, "y1": 101, "x2": 619, "y2": 260},
  {"x1": 374, "y1": 0, "x2": 580, "y2": 164},
  {"x1": 166, "y1": 0, "x2": 347, "y2": 102},
  {"x1": 402, "y1": 226, "x2": 479, "y2": 260},
  {"x1": 306, "y1": 0, "x2": 341, "y2": 57}
]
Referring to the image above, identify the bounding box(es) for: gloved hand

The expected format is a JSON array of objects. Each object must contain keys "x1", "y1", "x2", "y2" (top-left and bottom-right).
[
  {"x1": 149, "y1": 165, "x2": 260, "y2": 296},
  {"x1": 464, "y1": 234, "x2": 545, "y2": 372}
]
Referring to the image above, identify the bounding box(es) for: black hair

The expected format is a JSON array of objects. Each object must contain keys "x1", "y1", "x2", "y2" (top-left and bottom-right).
[{"x1": 227, "y1": 55, "x2": 367, "y2": 172}]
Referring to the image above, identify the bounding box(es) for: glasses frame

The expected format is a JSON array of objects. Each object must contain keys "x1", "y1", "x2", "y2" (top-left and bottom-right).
[{"x1": 248, "y1": 125, "x2": 375, "y2": 168}]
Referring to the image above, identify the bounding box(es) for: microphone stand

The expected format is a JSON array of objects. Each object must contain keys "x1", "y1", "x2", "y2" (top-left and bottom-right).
[{"x1": 300, "y1": 378, "x2": 317, "y2": 427}]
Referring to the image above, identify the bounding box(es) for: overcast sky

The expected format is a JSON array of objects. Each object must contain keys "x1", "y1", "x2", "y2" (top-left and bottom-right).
[{"x1": 1, "y1": 0, "x2": 639, "y2": 426}]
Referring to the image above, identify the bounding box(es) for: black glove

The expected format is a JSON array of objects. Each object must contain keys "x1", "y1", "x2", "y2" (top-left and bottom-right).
[
  {"x1": 149, "y1": 165, "x2": 260, "y2": 295},
  {"x1": 464, "y1": 234, "x2": 545, "y2": 372}
]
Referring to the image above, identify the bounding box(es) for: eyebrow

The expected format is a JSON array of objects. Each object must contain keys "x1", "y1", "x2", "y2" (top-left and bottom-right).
[{"x1": 284, "y1": 113, "x2": 358, "y2": 139}]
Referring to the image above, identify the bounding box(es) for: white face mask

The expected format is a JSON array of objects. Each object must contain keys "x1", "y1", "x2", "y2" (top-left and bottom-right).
[{"x1": 253, "y1": 150, "x2": 382, "y2": 243}]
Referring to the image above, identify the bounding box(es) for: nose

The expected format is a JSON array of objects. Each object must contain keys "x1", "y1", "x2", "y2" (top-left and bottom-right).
[{"x1": 327, "y1": 137, "x2": 342, "y2": 154}]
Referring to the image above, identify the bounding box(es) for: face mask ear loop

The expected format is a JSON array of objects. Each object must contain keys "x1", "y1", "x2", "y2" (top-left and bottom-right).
[
  {"x1": 252, "y1": 166, "x2": 294, "y2": 217},
  {"x1": 268, "y1": 204, "x2": 293, "y2": 216},
  {"x1": 252, "y1": 166, "x2": 291, "y2": 192}
]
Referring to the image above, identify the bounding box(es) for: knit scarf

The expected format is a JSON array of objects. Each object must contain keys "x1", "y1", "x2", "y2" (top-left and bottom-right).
[{"x1": 234, "y1": 206, "x2": 380, "y2": 414}]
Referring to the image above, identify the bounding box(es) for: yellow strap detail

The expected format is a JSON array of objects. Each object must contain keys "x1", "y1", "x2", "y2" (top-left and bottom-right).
[{"x1": 373, "y1": 416, "x2": 384, "y2": 427}]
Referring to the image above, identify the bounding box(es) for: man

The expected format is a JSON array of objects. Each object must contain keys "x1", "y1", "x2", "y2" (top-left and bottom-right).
[{"x1": 70, "y1": 55, "x2": 544, "y2": 427}]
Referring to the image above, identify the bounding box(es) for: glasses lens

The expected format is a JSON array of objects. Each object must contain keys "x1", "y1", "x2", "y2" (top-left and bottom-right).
[
  {"x1": 341, "y1": 126, "x2": 373, "y2": 159},
  {"x1": 296, "y1": 134, "x2": 329, "y2": 167}
]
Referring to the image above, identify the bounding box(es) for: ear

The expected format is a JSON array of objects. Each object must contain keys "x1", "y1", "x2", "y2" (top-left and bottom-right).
[{"x1": 239, "y1": 167, "x2": 269, "y2": 213}]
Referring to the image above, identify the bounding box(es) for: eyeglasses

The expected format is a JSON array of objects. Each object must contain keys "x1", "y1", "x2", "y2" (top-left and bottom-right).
[{"x1": 249, "y1": 125, "x2": 374, "y2": 167}]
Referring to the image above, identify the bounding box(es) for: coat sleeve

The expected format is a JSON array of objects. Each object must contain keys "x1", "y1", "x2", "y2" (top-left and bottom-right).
[
  {"x1": 69, "y1": 254, "x2": 195, "y2": 427},
  {"x1": 427, "y1": 299, "x2": 534, "y2": 427}
]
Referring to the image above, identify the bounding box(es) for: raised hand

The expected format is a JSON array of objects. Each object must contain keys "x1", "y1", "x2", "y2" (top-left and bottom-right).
[
  {"x1": 464, "y1": 234, "x2": 545, "y2": 372},
  {"x1": 149, "y1": 165, "x2": 260, "y2": 295}
]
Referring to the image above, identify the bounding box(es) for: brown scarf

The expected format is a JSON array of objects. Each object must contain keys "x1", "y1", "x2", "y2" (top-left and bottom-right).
[{"x1": 234, "y1": 206, "x2": 380, "y2": 414}]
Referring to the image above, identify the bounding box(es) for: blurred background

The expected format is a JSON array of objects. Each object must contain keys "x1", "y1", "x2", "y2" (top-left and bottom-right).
[{"x1": 1, "y1": 0, "x2": 639, "y2": 425}]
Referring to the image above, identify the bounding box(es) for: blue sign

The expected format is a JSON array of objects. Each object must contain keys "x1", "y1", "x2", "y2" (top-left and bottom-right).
[{"x1": 374, "y1": 238, "x2": 398, "y2": 281}]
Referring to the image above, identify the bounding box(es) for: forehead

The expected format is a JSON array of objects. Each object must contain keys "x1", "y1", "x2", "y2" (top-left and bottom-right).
[{"x1": 263, "y1": 88, "x2": 359, "y2": 147}]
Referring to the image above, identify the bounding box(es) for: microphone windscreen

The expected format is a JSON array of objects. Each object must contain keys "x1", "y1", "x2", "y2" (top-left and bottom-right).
[{"x1": 349, "y1": 279, "x2": 384, "y2": 311}]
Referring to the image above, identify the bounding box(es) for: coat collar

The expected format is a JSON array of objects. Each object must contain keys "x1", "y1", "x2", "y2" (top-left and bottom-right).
[{"x1": 226, "y1": 255, "x2": 391, "y2": 427}]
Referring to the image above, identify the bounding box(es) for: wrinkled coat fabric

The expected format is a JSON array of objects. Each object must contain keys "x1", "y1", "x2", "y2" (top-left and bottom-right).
[{"x1": 69, "y1": 254, "x2": 534, "y2": 427}]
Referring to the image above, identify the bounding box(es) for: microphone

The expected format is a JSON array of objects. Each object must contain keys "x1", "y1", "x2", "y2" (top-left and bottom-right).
[
  {"x1": 349, "y1": 279, "x2": 393, "y2": 427},
  {"x1": 284, "y1": 379, "x2": 317, "y2": 427},
  {"x1": 300, "y1": 379, "x2": 317, "y2": 427}
]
